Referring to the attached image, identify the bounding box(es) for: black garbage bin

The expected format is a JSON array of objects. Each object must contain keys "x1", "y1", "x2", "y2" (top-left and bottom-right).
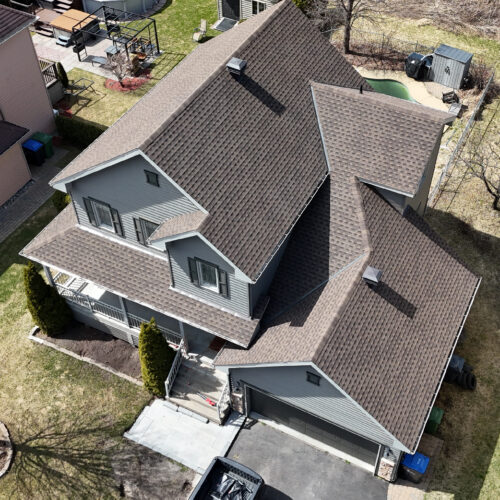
[{"x1": 22, "y1": 139, "x2": 45, "y2": 166}]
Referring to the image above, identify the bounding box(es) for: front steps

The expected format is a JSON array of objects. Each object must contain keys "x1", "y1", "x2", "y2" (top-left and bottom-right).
[{"x1": 168, "y1": 357, "x2": 230, "y2": 424}]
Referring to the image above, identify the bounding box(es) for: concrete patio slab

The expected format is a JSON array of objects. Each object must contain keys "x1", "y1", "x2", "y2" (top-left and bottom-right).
[{"x1": 124, "y1": 400, "x2": 245, "y2": 474}]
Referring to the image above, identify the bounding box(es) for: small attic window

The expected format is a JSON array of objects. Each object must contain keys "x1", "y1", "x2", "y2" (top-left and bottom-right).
[
  {"x1": 145, "y1": 170, "x2": 159, "y2": 187},
  {"x1": 306, "y1": 371, "x2": 321, "y2": 386}
]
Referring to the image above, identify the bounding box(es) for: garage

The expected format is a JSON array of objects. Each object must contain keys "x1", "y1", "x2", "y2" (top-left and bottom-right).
[{"x1": 247, "y1": 387, "x2": 380, "y2": 468}]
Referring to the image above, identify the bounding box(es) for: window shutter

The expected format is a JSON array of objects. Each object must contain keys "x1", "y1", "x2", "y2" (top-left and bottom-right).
[
  {"x1": 83, "y1": 197, "x2": 97, "y2": 226},
  {"x1": 218, "y1": 268, "x2": 229, "y2": 297},
  {"x1": 111, "y1": 208, "x2": 124, "y2": 237},
  {"x1": 133, "y1": 218, "x2": 145, "y2": 245},
  {"x1": 188, "y1": 258, "x2": 199, "y2": 286}
]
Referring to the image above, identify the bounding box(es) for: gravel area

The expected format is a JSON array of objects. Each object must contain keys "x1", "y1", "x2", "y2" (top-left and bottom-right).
[{"x1": 38, "y1": 323, "x2": 141, "y2": 379}]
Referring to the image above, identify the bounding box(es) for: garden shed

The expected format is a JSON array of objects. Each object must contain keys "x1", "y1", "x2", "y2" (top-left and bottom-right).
[{"x1": 430, "y1": 44, "x2": 473, "y2": 89}]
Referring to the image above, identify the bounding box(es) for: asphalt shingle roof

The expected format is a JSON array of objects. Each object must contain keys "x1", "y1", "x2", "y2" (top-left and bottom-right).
[
  {"x1": 0, "y1": 120, "x2": 28, "y2": 154},
  {"x1": 0, "y1": 5, "x2": 34, "y2": 45}
]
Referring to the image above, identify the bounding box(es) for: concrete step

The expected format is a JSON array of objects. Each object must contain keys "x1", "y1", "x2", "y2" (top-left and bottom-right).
[
  {"x1": 168, "y1": 391, "x2": 221, "y2": 423},
  {"x1": 57, "y1": 0, "x2": 73, "y2": 5},
  {"x1": 35, "y1": 27, "x2": 53, "y2": 37},
  {"x1": 54, "y1": 6, "x2": 70, "y2": 13},
  {"x1": 172, "y1": 371, "x2": 223, "y2": 402}
]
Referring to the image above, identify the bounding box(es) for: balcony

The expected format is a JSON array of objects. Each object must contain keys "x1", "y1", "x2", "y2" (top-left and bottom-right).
[
  {"x1": 51, "y1": 271, "x2": 183, "y2": 346},
  {"x1": 38, "y1": 58, "x2": 58, "y2": 88}
]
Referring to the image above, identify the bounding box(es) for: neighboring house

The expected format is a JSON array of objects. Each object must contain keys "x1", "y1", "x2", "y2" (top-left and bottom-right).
[
  {"x1": 217, "y1": 0, "x2": 279, "y2": 22},
  {"x1": 0, "y1": 5, "x2": 55, "y2": 205},
  {"x1": 21, "y1": 2, "x2": 480, "y2": 480}
]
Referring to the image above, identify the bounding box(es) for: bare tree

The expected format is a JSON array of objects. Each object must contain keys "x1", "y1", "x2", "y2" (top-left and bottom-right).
[
  {"x1": 307, "y1": 0, "x2": 384, "y2": 53},
  {"x1": 459, "y1": 126, "x2": 500, "y2": 211},
  {"x1": 109, "y1": 52, "x2": 132, "y2": 86}
]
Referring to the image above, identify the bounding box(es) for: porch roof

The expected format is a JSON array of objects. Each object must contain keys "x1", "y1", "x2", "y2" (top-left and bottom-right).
[{"x1": 20, "y1": 207, "x2": 260, "y2": 347}]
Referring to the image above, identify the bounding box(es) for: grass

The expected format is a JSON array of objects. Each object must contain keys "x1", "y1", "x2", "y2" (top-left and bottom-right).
[
  {"x1": 65, "y1": 0, "x2": 219, "y2": 127},
  {"x1": 0, "y1": 200, "x2": 150, "y2": 498}
]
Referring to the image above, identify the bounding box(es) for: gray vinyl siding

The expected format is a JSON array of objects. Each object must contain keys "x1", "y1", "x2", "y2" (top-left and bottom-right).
[
  {"x1": 231, "y1": 365, "x2": 401, "y2": 449},
  {"x1": 430, "y1": 55, "x2": 471, "y2": 89},
  {"x1": 374, "y1": 187, "x2": 407, "y2": 214},
  {"x1": 250, "y1": 234, "x2": 290, "y2": 313},
  {"x1": 407, "y1": 129, "x2": 442, "y2": 216},
  {"x1": 168, "y1": 236, "x2": 250, "y2": 317},
  {"x1": 70, "y1": 155, "x2": 197, "y2": 251}
]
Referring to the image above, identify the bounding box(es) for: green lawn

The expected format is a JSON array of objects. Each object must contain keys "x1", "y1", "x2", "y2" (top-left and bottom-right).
[
  {"x1": 66, "y1": 0, "x2": 219, "y2": 127},
  {"x1": 0, "y1": 200, "x2": 150, "y2": 498}
]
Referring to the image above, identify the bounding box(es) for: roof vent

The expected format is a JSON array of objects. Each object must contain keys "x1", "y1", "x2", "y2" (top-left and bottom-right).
[
  {"x1": 227, "y1": 57, "x2": 247, "y2": 76},
  {"x1": 362, "y1": 266, "x2": 383, "y2": 287}
]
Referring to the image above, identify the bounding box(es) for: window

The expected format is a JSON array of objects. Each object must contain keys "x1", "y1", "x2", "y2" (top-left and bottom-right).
[
  {"x1": 145, "y1": 170, "x2": 159, "y2": 187},
  {"x1": 133, "y1": 217, "x2": 159, "y2": 245},
  {"x1": 83, "y1": 197, "x2": 124, "y2": 236},
  {"x1": 306, "y1": 371, "x2": 321, "y2": 386},
  {"x1": 188, "y1": 257, "x2": 229, "y2": 297},
  {"x1": 252, "y1": 0, "x2": 266, "y2": 15}
]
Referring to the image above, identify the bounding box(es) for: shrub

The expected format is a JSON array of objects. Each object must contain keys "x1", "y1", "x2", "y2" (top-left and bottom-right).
[
  {"x1": 292, "y1": 0, "x2": 310, "y2": 12},
  {"x1": 24, "y1": 262, "x2": 72, "y2": 337},
  {"x1": 55, "y1": 115, "x2": 107, "y2": 149},
  {"x1": 139, "y1": 318, "x2": 175, "y2": 397},
  {"x1": 56, "y1": 62, "x2": 69, "y2": 88},
  {"x1": 52, "y1": 190, "x2": 71, "y2": 212}
]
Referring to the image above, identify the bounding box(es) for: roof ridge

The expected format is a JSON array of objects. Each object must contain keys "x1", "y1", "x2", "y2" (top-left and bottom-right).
[{"x1": 140, "y1": 3, "x2": 286, "y2": 151}]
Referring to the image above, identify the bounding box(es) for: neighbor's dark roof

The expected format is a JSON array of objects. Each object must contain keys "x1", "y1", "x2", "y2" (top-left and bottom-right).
[
  {"x1": 0, "y1": 120, "x2": 28, "y2": 154},
  {"x1": 217, "y1": 181, "x2": 479, "y2": 451},
  {"x1": 20, "y1": 207, "x2": 261, "y2": 347},
  {"x1": 51, "y1": 1, "x2": 366, "y2": 281},
  {"x1": 0, "y1": 5, "x2": 34, "y2": 44},
  {"x1": 434, "y1": 44, "x2": 473, "y2": 63}
]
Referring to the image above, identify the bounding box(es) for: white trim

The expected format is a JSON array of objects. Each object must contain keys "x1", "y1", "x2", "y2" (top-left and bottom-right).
[
  {"x1": 249, "y1": 412, "x2": 375, "y2": 473},
  {"x1": 310, "y1": 86, "x2": 331, "y2": 173},
  {"x1": 22, "y1": 255, "x2": 249, "y2": 348},
  {"x1": 78, "y1": 224, "x2": 170, "y2": 262},
  {"x1": 218, "y1": 360, "x2": 410, "y2": 452},
  {"x1": 149, "y1": 230, "x2": 199, "y2": 245},
  {"x1": 410, "y1": 277, "x2": 482, "y2": 453},
  {"x1": 358, "y1": 177, "x2": 414, "y2": 198},
  {"x1": 169, "y1": 286, "x2": 253, "y2": 321}
]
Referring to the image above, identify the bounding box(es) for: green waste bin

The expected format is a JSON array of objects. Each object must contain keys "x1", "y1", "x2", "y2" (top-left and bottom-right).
[
  {"x1": 425, "y1": 406, "x2": 444, "y2": 435},
  {"x1": 31, "y1": 132, "x2": 54, "y2": 158}
]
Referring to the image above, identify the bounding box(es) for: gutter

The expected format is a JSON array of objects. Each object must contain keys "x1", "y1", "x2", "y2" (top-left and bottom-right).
[{"x1": 410, "y1": 276, "x2": 482, "y2": 454}]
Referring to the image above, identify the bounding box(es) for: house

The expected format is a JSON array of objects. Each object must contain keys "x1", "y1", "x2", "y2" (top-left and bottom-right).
[
  {"x1": 218, "y1": 0, "x2": 279, "y2": 23},
  {"x1": 0, "y1": 5, "x2": 55, "y2": 206},
  {"x1": 21, "y1": 1, "x2": 479, "y2": 480}
]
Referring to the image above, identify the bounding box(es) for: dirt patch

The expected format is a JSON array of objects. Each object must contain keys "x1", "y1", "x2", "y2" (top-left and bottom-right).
[
  {"x1": 105, "y1": 71, "x2": 152, "y2": 93},
  {"x1": 112, "y1": 441, "x2": 195, "y2": 499},
  {"x1": 37, "y1": 323, "x2": 142, "y2": 379}
]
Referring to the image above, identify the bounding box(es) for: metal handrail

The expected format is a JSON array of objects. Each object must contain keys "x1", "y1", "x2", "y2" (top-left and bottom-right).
[
  {"x1": 165, "y1": 339, "x2": 184, "y2": 398},
  {"x1": 216, "y1": 379, "x2": 231, "y2": 422}
]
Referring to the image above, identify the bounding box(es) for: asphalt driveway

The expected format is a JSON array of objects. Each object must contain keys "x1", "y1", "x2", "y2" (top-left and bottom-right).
[{"x1": 227, "y1": 420, "x2": 388, "y2": 500}]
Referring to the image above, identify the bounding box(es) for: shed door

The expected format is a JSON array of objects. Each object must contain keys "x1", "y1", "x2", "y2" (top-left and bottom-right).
[
  {"x1": 222, "y1": 0, "x2": 240, "y2": 20},
  {"x1": 248, "y1": 388, "x2": 380, "y2": 467}
]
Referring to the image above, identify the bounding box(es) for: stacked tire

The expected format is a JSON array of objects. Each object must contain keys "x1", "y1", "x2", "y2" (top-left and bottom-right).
[{"x1": 445, "y1": 355, "x2": 477, "y2": 390}]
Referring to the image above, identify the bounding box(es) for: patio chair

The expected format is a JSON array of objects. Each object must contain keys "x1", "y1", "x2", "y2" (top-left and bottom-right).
[{"x1": 193, "y1": 19, "x2": 207, "y2": 43}]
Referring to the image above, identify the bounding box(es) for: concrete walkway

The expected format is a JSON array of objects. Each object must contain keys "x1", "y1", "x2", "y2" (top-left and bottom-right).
[
  {"x1": 0, "y1": 148, "x2": 67, "y2": 243},
  {"x1": 124, "y1": 400, "x2": 245, "y2": 474}
]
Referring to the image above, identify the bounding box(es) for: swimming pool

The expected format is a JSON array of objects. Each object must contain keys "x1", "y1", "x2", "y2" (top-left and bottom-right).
[{"x1": 365, "y1": 78, "x2": 417, "y2": 102}]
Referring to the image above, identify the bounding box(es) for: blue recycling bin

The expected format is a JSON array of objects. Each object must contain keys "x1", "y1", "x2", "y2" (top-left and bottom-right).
[
  {"x1": 401, "y1": 452, "x2": 430, "y2": 483},
  {"x1": 22, "y1": 139, "x2": 45, "y2": 166}
]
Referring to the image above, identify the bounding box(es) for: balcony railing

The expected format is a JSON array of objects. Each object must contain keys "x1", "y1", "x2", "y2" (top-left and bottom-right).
[
  {"x1": 56, "y1": 284, "x2": 183, "y2": 345},
  {"x1": 39, "y1": 58, "x2": 58, "y2": 88}
]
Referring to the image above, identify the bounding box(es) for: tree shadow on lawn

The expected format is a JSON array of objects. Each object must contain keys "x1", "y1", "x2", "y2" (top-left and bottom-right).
[
  {"x1": 10, "y1": 412, "x2": 121, "y2": 499},
  {"x1": 424, "y1": 207, "x2": 499, "y2": 500}
]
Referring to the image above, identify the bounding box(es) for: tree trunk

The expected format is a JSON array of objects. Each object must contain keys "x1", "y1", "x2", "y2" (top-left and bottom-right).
[{"x1": 343, "y1": 0, "x2": 354, "y2": 53}]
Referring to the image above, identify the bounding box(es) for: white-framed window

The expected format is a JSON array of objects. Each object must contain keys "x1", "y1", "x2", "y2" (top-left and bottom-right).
[
  {"x1": 252, "y1": 0, "x2": 266, "y2": 15},
  {"x1": 188, "y1": 257, "x2": 229, "y2": 297},
  {"x1": 83, "y1": 197, "x2": 124, "y2": 236}
]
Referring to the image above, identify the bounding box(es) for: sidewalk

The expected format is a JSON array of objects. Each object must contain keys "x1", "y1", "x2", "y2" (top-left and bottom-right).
[{"x1": 0, "y1": 147, "x2": 67, "y2": 243}]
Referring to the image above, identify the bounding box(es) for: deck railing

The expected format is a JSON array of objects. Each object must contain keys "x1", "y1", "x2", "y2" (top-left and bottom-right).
[
  {"x1": 39, "y1": 58, "x2": 58, "y2": 87},
  {"x1": 56, "y1": 284, "x2": 183, "y2": 345},
  {"x1": 216, "y1": 379, "x2": 231, "y2": 422},
  {"x1": 165, "y1": 339, "x2": 185, "y2": 398}
]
